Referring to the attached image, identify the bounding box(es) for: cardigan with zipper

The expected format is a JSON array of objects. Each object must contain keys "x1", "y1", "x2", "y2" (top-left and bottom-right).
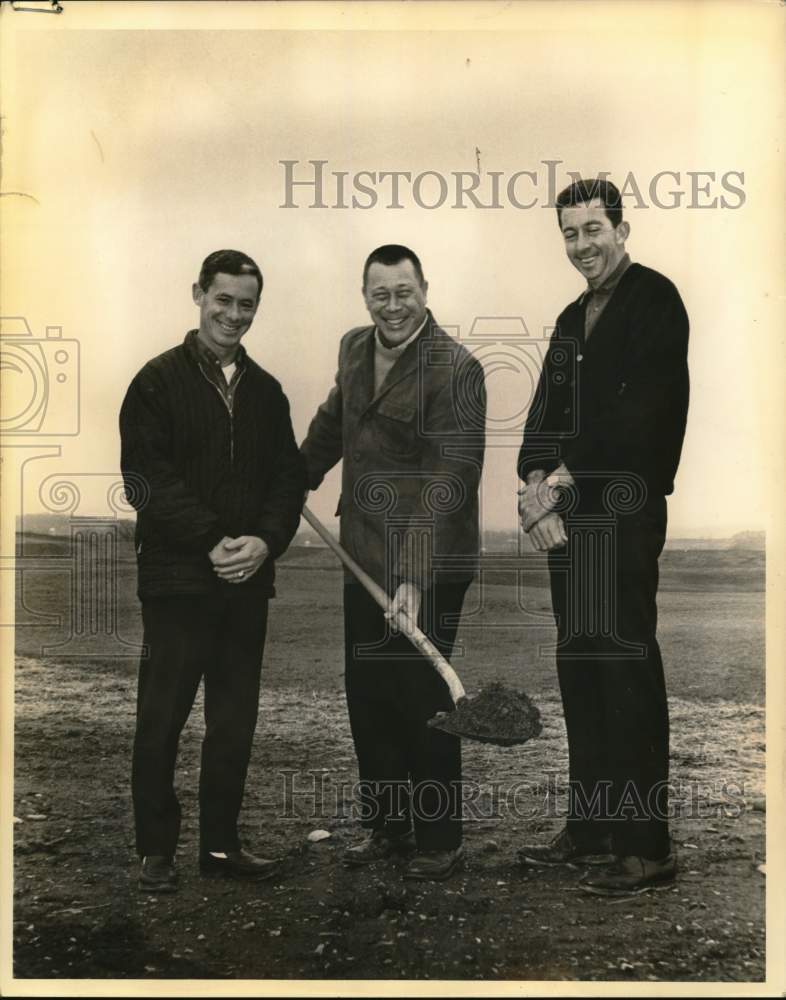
[{"x1": 120, "y1": 330, "x2": 305, "y2": 599}]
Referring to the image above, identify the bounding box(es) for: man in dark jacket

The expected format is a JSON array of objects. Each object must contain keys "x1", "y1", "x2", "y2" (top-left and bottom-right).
[
  {"x1": 516, "y1": 180, "x2": 689, "y2": 895},
  {"x1": 120, "y1": 249, "x2": 304, "y2": 892},
  {"x1": 301, "y1": 245, "x2": 485, "y2": 881}
]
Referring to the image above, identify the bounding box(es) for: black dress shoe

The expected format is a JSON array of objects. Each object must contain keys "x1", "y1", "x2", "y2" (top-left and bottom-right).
[
  {"x1": 139, "y1": 855, "x2": 177, "y2": 893},
  {"x1": 342, "y1": 829, "x2": 417, "y2": 868},
  {"x1": 404, "y1": 845, "x2": 464, "y2": 882},
  {"x1": 579, "y1": 851, "x2": 677, "y2": 896},
  {"x1": 199, "y1": 847, "x2": 280, "y2": 881},
  {"x1": 516, "y1": 827, "x2": 615, "y2": 867}
]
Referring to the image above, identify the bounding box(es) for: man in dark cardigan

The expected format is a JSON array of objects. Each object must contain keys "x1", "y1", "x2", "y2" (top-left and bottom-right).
[
  {"x1": 120, "y1": 250, "x2": 304, "y2": 892},
  {"x1": 517, "y1": 180, "x2": 690, "y2": 895}
]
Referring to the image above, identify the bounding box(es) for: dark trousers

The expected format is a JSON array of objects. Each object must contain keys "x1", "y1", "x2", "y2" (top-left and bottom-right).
[
  {"x1": 132, "y1": 589, "x2": 269, "y2": 858},
  {"x1": 343, "y1": 581, "x2": 470, "y2": 852},
  {"x1": 547, "y1": 496, "x2": 670, "y2": 860}
]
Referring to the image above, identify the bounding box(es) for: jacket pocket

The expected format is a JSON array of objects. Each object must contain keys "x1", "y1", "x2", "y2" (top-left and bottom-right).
[{"x1": 374, "y1": 399, "x2": 418, "y2": 458}]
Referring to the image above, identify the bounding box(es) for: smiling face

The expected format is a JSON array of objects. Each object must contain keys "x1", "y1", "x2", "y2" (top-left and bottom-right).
[
  {"x1": 363, "y1": 259, "x2": 429, "y2": 347},
  {"x1": 192, "y1": 271, "x2": 261, "y2": 361},
  {"x1": 559, "y1": 198, "x2": 630, "y2": 288}
]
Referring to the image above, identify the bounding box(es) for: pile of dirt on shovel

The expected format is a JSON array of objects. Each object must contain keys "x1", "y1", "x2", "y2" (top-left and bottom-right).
[{"x1": 428, "y1": 681, "x2": 543, "y2": 746}]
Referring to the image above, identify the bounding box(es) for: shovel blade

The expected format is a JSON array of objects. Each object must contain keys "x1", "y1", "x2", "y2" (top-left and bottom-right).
[{"x1": 427, "y1": 683, "x2": 543, "y2": 747}]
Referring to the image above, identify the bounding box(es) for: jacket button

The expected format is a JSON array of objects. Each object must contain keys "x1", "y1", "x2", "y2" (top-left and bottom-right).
[
  {"x1": 353, "y1": 452, "x2": 362, "y2": 461},
  {"x1": 577, "y1": 354, "x2": 584, "y2": 362},
  {"x1": 563, "y1": 407, "x2": 571, "y2": 415}
]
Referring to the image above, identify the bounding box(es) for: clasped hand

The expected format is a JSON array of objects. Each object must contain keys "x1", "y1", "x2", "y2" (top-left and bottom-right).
[
  {"x1": 526, "y1": 511, "x2": 568, "y2": 552},
  {"x1": 209, "y1": 535, "x2": 270, "y2": 583},
  {"x1": 518, "y1": 465, "x2": 574, "y2": 552}
]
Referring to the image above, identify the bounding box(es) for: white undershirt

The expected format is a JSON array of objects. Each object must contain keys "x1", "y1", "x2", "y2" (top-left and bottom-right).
[{"x1": 222, "y1": 362, "x2": 237, "y2": 384}]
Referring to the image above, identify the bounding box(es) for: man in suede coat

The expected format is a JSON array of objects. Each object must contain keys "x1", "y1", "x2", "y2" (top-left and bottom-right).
[{"x1": 301, "y1": 244, "x2": 485, "y2": 881}]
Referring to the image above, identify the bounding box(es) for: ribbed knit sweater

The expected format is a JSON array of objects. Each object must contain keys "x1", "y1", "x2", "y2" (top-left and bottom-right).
[{"x1": 119, "y1": 331, "x2": 305, "y2": 598}]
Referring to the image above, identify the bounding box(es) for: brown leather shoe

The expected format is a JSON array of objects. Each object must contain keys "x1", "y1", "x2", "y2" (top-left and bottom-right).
[
  {"x1": 579, "y1": 851, "x2": 677, "y2": 896},
  {"x1": 404, "y1": 845, "x2": 464, "y2": 882},
  {"x1": 138, "y1": 855, "x2": 177, "y2": 893},
  {"x1": 199, "y1": 848, "x2": 280, "y2": 881},
  {"x1": 343, "y1": 829, "x2": 416, "y2": 868},
  {"x1": 517, "y1": 827, "x2": 615, "y2": 867}
]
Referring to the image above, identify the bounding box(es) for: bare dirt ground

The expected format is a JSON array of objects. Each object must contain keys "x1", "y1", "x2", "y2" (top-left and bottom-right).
[{"x1": 12, "y1": 544, "x2": 765, "y2": 983}]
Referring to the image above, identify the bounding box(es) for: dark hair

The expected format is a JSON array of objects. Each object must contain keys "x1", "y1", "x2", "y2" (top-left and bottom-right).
[
  {"x1": 198, "y1": 249, "x2": 263, "y2": 300},
  {"x1": 362, "y1": 244, "x2": 425, "y2": 289},
  {"x1": 556, "y1": 179, "x2": 623, "y2": 229}
]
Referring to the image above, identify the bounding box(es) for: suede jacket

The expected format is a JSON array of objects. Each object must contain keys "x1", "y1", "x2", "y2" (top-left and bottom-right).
[{"x1": 301, "y1": 313, "x2": 486, "y2": 592}]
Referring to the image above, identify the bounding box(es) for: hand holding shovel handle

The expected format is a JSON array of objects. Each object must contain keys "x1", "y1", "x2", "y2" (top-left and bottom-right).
[{"x1": 301, "y1": 505, "x2": 467, "y2": 706}]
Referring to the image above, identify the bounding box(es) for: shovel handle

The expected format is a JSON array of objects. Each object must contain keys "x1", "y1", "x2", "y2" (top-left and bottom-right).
[{"x1": 301, "y1": 504, "x2": 466, "y2": 706}]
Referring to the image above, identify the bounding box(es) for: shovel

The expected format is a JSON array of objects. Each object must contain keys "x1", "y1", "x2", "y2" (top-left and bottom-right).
[{"x1": 301, "y1": 505, "x2": 542, "y2": 747}]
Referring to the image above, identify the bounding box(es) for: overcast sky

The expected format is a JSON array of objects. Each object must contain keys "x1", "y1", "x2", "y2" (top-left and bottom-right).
[{"x1": 2, "y1": 2, "x2": 783, "y2": 538}]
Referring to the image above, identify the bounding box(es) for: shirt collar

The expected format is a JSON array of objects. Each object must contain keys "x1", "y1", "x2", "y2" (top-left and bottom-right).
[
  {"x1": 186, "y1": 329, "x2": 247, "y2": 372},
  {"x1": 583, "y1": 252, "x2": 632, "y2": 301},
  {"x1": 374, "y1": 313, "x2": 429, "y2": 353}
]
